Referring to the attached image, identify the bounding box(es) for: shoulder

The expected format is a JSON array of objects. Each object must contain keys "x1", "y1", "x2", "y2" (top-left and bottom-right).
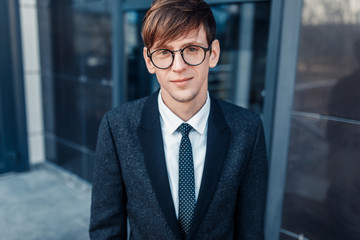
[
  {"x1": 107, "y1": 96, "x2": 148, "y2": 118},
  {"x1": 103, "y1": 95, "x2": 149, "y2": 129},
  {"x1": 215, "y1": 98, "x2": 262, "y2": 128}
]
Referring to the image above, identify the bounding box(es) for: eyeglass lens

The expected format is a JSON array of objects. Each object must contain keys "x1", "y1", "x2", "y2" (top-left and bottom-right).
[{"x1": 151, "y1": 45, "x2": 207, "y2": 69}]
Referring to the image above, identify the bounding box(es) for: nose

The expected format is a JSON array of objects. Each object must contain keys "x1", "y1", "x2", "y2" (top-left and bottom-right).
[{"x1": 171, "y1": 51, "x2": 187, "y2": 71}]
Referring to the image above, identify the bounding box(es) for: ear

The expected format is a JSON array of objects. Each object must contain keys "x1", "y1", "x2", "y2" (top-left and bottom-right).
[
  {"x1": 143, "y1": 47, "x2": 156, "y2": 74},
  {"x1": 209, "y1": 39, "x2": 220, "y2": 68}
]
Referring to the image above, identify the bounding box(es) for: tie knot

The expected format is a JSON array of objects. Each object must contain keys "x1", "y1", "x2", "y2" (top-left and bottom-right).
[{"x1": 177, "y1": 123, "x2": 193, "y2": 137}]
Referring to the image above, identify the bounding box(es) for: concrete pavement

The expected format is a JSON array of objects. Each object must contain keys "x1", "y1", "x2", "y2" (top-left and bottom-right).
[{"x1": 0, "y1": 162, "x2": 91, "y2": 240}]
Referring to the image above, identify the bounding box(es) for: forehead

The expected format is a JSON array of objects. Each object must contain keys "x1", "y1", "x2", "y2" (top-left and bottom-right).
[{"x1": 152, "y1": 27, "x2": 208, "y2": 49}]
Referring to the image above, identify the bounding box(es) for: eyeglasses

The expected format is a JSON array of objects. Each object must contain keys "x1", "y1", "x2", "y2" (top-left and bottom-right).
[{"x1": 147, "y1": 44, "x2": 212, "y2": 69}]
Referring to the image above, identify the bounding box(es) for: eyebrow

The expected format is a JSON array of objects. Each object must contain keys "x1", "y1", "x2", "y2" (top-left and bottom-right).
[{"x1": 154, "y1": 41, "x2": 207, "y2": 50}]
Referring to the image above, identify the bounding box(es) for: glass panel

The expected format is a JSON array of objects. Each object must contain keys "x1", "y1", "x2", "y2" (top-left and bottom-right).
[
  {"x1": 124, "y1": 11, "x2": 156, "y2": 101},
  {"x1": 292, "y1": 1, "x2": 360, "y2": 121},
  {"x1": 282, "y1": 114, "x2": 360, "y2": 240},
  {"x1": 45, "y1": 136, "x2": 95, "y2": 182},
  {"x1": 48, "y1": 77, "x2": 111, "y2": 151},
  {"x1": 282, "y1": 1, "x2": 360, "y2": 239},
  {"x1": 84, "y1": 81, "x2": 112, "y2": 150},
  {"x1": 50, "y1": 0, "x2": 113, "y2": 81},
  {"x1": 39, "y1": 0, "x2": 113, "y2": 181},
  {"x1": 210, "y1": 3, "x2": 270, "y2": 113},
  {"x1": 123, "y1": 2, "x2": 271, "y2": 114},
  {"x1": 53, "y1": 77, "x2": 83, "y2": 146}
]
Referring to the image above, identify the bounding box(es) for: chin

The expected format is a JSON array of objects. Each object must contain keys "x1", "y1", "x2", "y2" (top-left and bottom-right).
[{"x1": 172, "y1": 92, "x2": 198, "y2": 103}]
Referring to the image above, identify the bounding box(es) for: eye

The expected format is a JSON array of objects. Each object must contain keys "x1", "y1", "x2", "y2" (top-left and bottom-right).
[
  {"x1": 184, "y1": 46, "x2": 200, "y2": 55},
  {"x1": 187, "y1": 47, "x2": 198, "y2": 52},
  {"x1": 154, "y1": 49, "x2": 171, "y2": 56},
  {"x1": 153, "y1": 49, "x2": 171, "y2": 59}
]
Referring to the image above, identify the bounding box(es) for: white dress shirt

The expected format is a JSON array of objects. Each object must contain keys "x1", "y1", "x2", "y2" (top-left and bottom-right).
[{"x1": 158, "y1": 91, "x2": 210, "y2": 218}]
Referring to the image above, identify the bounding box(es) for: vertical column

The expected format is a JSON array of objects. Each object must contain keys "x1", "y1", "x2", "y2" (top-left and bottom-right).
[
  {"x1": 264, "y1": 0, "x2": 303, "y2": 239},
  {"x1": 19, "y1": 0, "x2": 45, "y2": 164},
  {"x1": 0, "y1": 0, "x2": 29, "y2": 173},
  {"x1": 234, "y1": 3, "x2": 255, "y2": 108}
]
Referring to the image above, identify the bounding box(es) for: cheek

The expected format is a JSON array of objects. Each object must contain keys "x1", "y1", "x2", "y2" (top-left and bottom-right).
[
  {"x1": 196, "y1": 66, "x2": 209, "y2": 83},
  {"x1": 155, "y1": 71, "x2": 167, "y2": 85}
]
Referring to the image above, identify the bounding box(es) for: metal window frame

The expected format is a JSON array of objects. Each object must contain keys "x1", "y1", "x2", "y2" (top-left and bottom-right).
[
  {"x1": 112, "y1": 0, "x2": 126, "y2": 106},
  {"x1": 0, "y1": 0, "x2": 29, "y2": 173},
  {"x1": 263, "y1": 0, "x2": 303, "y2": 239}
]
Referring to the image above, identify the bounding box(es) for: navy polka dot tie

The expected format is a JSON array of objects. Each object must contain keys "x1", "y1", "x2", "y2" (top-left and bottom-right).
[{"x1": 177, "y1": 123, "x2": 195, "y2": 238}]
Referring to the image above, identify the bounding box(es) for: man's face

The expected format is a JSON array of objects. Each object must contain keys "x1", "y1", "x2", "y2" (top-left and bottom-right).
[{"x1": 143, "y1": 27, "x2": 220, "y2": 106}]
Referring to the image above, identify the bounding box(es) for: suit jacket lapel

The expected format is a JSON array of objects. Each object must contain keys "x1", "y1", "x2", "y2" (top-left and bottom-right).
[
  {"x1": 188, "y1": 97, "x2": 231, "y2": 239},
  {"x1": 137, "y1": 91, "x2": 183, "y2": 240}
]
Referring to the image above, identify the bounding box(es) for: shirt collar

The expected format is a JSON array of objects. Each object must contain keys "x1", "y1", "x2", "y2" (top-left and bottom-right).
[{"x1": 158, "y1": 90, "x2": 210, "y2": 135}]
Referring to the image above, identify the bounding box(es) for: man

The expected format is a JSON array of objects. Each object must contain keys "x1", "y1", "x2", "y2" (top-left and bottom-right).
[{"x1": 89, "y1": 0, "x2": 268, "y2": 239}]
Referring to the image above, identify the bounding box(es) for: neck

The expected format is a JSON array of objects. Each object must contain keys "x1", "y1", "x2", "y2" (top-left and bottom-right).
[{"x1": 161, "y1": 92, "x2": 207, "y2": 122}]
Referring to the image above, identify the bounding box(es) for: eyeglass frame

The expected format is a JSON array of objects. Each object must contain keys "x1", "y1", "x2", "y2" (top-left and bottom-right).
[{"x1": 146, "y1": 43, "x2": 213, "y2": 69}]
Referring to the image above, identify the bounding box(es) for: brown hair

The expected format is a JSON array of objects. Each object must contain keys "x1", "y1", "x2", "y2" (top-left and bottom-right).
[{"x1": 142, "y1": 0, "x2": 216, "y2": 50}]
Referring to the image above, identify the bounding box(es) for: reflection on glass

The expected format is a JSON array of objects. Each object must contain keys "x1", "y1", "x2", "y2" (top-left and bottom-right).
[
  {"x1": 282, "y1": 115, "x2": 360, "y2": 240},
  {"x1": 123, "y1": 2, "x2": 270, "y2": 114},
  {"x1": 282, "y1": 0, "x2": 360, "y2": 239},
  {"x1": 293, "y1": 0, "x2": 360, "y2": 119},
  {"x1": 124, "y1": 11, "x2": 156, "y2": 101},
  {"x1": 39, "y1": 0, "x2": 113, "y2": 181},
  {"x1": 45, "y1": 136, "x2": 95, "y2": 182},
  {"x1": 51, "y1": 0, "x2": 113, "y2": 81},
  {"x1": 210, "y1": 3, "x2": 270, "y2": 113},
  {"x1": 327, "y1": 39, "x2": 360, "y2": 121}
]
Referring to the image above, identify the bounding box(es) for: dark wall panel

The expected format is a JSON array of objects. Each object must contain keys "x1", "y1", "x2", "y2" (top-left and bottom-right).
[{"x1": 38, "y1": 0, "x2": 113, "y2": 182}]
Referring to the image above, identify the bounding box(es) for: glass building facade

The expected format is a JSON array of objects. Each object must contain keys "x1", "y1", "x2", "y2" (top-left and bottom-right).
[
  {"x1": 37, "y1": 0, "x2": 271, "y2": 182},
  {"x1": 38, "y1": 0, "x2": 113, "y2": 182},
  {"x1": 29, "y1": 0, "x2": 360, "y2": 239},
  {"x1": 281, "y1": 0, "x2": 360, "y2": 239}
]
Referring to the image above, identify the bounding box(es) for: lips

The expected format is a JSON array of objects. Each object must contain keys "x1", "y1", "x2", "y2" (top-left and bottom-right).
[{"x1": 170, "y1": 78, "x2": 192, "y2": 84}]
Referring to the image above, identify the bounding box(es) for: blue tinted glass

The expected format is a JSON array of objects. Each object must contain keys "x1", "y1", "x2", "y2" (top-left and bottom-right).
[
  {"x1": 39, "y1": 0, "x2": 113, "y2": 181},
  {"x1": 281, "y1": 0, "x2": 360, "y2": 239},
  {"x1": 50, "y1": 0, "x2": 112, "y2": 81},
  {"x1": 211, "y1": 3, "x2": 270, "y2": 113},
  {"x1": 124, "y1": 11, "x2": 157, "y2": 101}
]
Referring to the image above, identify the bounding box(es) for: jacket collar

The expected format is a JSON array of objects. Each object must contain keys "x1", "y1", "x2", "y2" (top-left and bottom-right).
[{"x1": 137, "y1": 90, "x2": 230, "y2": 239}]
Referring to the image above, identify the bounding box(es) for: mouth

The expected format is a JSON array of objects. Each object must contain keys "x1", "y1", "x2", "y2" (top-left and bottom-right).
[{"x1": 170, "y1": 77, "x2": 193, "y2": 85}]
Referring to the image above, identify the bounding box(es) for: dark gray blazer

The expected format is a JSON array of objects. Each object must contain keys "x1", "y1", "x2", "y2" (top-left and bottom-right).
[{"x1": 89, "y1": 91, "x2": 268, "y2": 240}]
